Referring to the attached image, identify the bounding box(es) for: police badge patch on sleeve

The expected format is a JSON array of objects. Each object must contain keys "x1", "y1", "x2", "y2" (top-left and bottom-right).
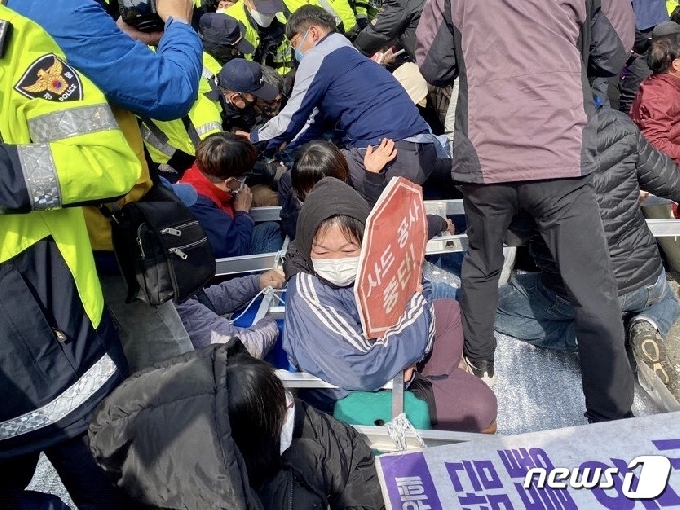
[{"x1": 14, "y1": 54, "x2": 83, "y2": 102}]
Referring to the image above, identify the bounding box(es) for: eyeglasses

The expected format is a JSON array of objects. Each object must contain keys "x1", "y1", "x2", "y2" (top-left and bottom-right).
[{"x1": 290, "y1": 28, "x2": 312, "y2": 49}]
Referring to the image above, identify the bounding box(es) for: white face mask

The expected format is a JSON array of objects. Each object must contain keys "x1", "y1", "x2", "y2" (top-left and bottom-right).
[
  {"x1": 216, "y1": 7, "x2": 226, "y2": 12},
  {"x1": 249, "y1": 9, "x2": 276, "y2": 27},
  {"x1": 312, "y1": 256, "x2": 360, "y2": 287},
  {"x1": 280, "y1": 391, "x2": 295, "y2": 454}
]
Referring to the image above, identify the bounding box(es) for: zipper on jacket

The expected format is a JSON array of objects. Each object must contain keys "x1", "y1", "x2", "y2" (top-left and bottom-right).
[
  {"x1": 287, "y1": 475, "x2": 294, "y2": 510},
  {"x1": 161, "y1": 227, "x2": 182, "y2": 237},
  {"x1": 168, "y1": 237, "x2": 208, "y2": 260},
  {"x1": 136, "y1": 224, "x2": 146, "y2": 258},
  {"x1": 52, "y1": 328, "x2": 67, "y2": 343}
]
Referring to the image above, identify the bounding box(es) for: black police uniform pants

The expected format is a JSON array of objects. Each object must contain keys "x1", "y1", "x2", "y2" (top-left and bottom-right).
[
  {"x1": 459, "y1": 175, "x2": 635, "y2": 422},
  {"x1": 0, "y1": 432, "x2": 137, "y2": 510}
]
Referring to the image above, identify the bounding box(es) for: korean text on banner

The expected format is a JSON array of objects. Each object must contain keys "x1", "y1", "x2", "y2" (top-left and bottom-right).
[
  {"x1": 354, "y1": 176, "x2": 427, "y2": 338},
  {"x1": 376, "y1": 412, "x2": 680, "y2": 509}
]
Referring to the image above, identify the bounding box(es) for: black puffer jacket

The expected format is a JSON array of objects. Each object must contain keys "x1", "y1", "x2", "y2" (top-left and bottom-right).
[
  {"x1": 353, "y1": 0, "x2": 424, "y2": 59},
  {"x1": 258, "y1": 400, "x2": 384, "y2": 510},
  {"x1": 523, "y1": 108, "x2": 680, "y2": 296},
  {"x1": 88, "y1": 342, "x2": 384, "y2": 510}
]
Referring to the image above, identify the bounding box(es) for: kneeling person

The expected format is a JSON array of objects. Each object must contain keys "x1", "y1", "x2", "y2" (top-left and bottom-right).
[{"x1": 495, "y1": 108, "x2": 680, "y2": 411}]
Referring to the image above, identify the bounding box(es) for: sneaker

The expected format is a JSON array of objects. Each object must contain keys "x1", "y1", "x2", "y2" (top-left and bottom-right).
[
  {"x1": 630, "y1": 321, "x2": 680, "y2": 412},
  {"x1": 460, "y1": 356, "x2": 497, "y2": 388}
]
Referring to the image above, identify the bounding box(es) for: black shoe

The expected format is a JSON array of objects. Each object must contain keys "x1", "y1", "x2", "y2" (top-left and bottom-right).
[{"x1": 461, "y1": 356, "x2": 496, "y2": 388}]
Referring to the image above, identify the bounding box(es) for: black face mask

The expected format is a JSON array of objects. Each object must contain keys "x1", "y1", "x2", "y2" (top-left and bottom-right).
[
  {"x1": 220, "y1": 99, "x2": 258, "y2": 131},
  {"x1": 203, "y1": 44, "x2": 240, "y2": 66}
]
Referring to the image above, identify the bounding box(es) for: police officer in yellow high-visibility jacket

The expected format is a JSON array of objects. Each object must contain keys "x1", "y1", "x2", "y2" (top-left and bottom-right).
[
  {"x1": 670, "y1": 0, "x2": 679, "y2": 16},
  {"x1": 224, "y1": 0, "x2": 294, "y2": 75},
  {"x1": 10, "y1": 0, "x2": 204, "y2": 377},
  {"x1": 142, "y1": 51, "x2": 223, "y2": 176},
  {"x1": 0, "y1": 5, "x2": 141, "y2": 506},
  {"x1": 281, "y1": 0, "x2": 357, "y2": 33}
]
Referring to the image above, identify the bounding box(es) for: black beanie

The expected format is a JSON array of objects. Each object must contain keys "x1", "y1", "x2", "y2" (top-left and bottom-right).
[{"x1": 294, "y1": 177, "x2": 371, "y2": 270}]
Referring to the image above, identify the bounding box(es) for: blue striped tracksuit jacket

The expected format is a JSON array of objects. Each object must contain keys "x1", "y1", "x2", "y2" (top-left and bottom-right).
[
  {"x1": 283, "y1": 272, "x2": 435, "y2": 396},
  {"x1": 251, "y1": 32, "x2": 430, "y2": 151}
]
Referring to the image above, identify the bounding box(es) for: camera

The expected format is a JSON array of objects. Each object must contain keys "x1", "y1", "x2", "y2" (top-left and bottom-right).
[{"x1": 118, "y1": 0, "x2": 165, "y2": 33}]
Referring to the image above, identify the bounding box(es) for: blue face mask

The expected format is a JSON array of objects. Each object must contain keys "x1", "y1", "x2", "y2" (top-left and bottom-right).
[{"x1": 294, "y1": 28, "x2": 311, "y2": 62}]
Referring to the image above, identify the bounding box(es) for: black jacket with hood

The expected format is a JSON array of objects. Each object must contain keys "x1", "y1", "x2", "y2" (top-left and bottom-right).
[
  {"x1": 88, "y1": 342, "x2": 384, "y2": 510},
  {"x1": 516, "y1": 108, "x2": 680, "y2": 297}
]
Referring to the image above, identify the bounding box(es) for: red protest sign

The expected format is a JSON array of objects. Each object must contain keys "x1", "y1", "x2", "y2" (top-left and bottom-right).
[{"x1": 354, "y1": 176, "x2": 427, "y2": 338}]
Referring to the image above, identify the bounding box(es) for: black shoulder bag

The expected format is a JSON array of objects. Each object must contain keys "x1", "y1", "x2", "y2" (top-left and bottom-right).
[{"x1": 100, "y1": 183, "x2": 215, "y2": 306}]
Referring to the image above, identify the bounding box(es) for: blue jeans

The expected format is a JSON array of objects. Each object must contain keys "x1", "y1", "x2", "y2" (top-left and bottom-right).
[
  {"x1": 427, "y1": 281, "x2": 460, "y2": 301},
  {"x1": 495, "y1": 269, "x2": 680, "y2": 351},
  {"x1": 249, "y1": 221, "x2": 284, "y2": 255},
  {"x1": 428, "y1": 251, "x2": 465, "y2": 277}
]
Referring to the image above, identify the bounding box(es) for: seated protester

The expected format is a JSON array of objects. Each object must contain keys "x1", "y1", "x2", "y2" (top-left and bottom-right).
[
  {"x1": 496, "y1": 107, "x2": 680, "y2": 411},
  {"x1": 207, "y1": 58, "x2": 280, "y2": 132},
  {"x1": 247, "y1": 5, "x2": 448, "y2": 206},
  {"x1": 88, "y1": 343, "x2": 384, "y2": 509},
  {"x1": 199, "y1": 13, "x2": 256, "y2": 66},
  {"x1": 630, "y1": 23, "x2": 680, "y2": 165},
  {"x1": 630, "y1": 24, "x2": 680, "y2": 270},
  {"x1": 279, "y1": 140, "x2": 397, "y2": 239},
  {"x1": 279, "y1": 140, "x2": 453, "y2": 239},
  {"x1": 283, "y1": 178, "x2": 497, "y2": 432},
  {"x1": 176, "y1": 269, "x2": 285, "y2": 358},
  {"x1": 179, "y1": 132, "x2": 284, "y2": 257}
]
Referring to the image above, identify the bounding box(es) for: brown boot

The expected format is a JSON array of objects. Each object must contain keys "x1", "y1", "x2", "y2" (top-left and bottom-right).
[{"x1": 630, "y1": 321, "x2": 680, "y2": 412}]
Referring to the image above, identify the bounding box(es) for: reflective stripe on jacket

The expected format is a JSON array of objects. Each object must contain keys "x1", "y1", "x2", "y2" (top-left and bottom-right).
[
  {"x1": 0, "y1": 5, "x2": 140, "y2": 323},
  {"x1": 142, "y1": 52, "x2": 223, "y2": 165},
  {"x1": 0, "y1": 5, "x2": 137, "y2": 454},
  {"x1": 224, "y1": 3, "x2": 294, "y2": 74}
]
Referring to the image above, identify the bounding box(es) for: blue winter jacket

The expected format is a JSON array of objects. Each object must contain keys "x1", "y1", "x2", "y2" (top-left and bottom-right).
[
  {"x1": 189, "y1": 196, "x2": 255, "y2": 258},
  {"x1": 252, "y1": 32, "x2": 430, "y2": 150},
  {"x1": 631, "y1": 0, "x2": 669, "y2": 30},
  {"x1": 10, "y1": 0, "x2": 203, "y2": 120},
  {"x1": 283, "y1": 272, "x2": 435, "y2": 395}
]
